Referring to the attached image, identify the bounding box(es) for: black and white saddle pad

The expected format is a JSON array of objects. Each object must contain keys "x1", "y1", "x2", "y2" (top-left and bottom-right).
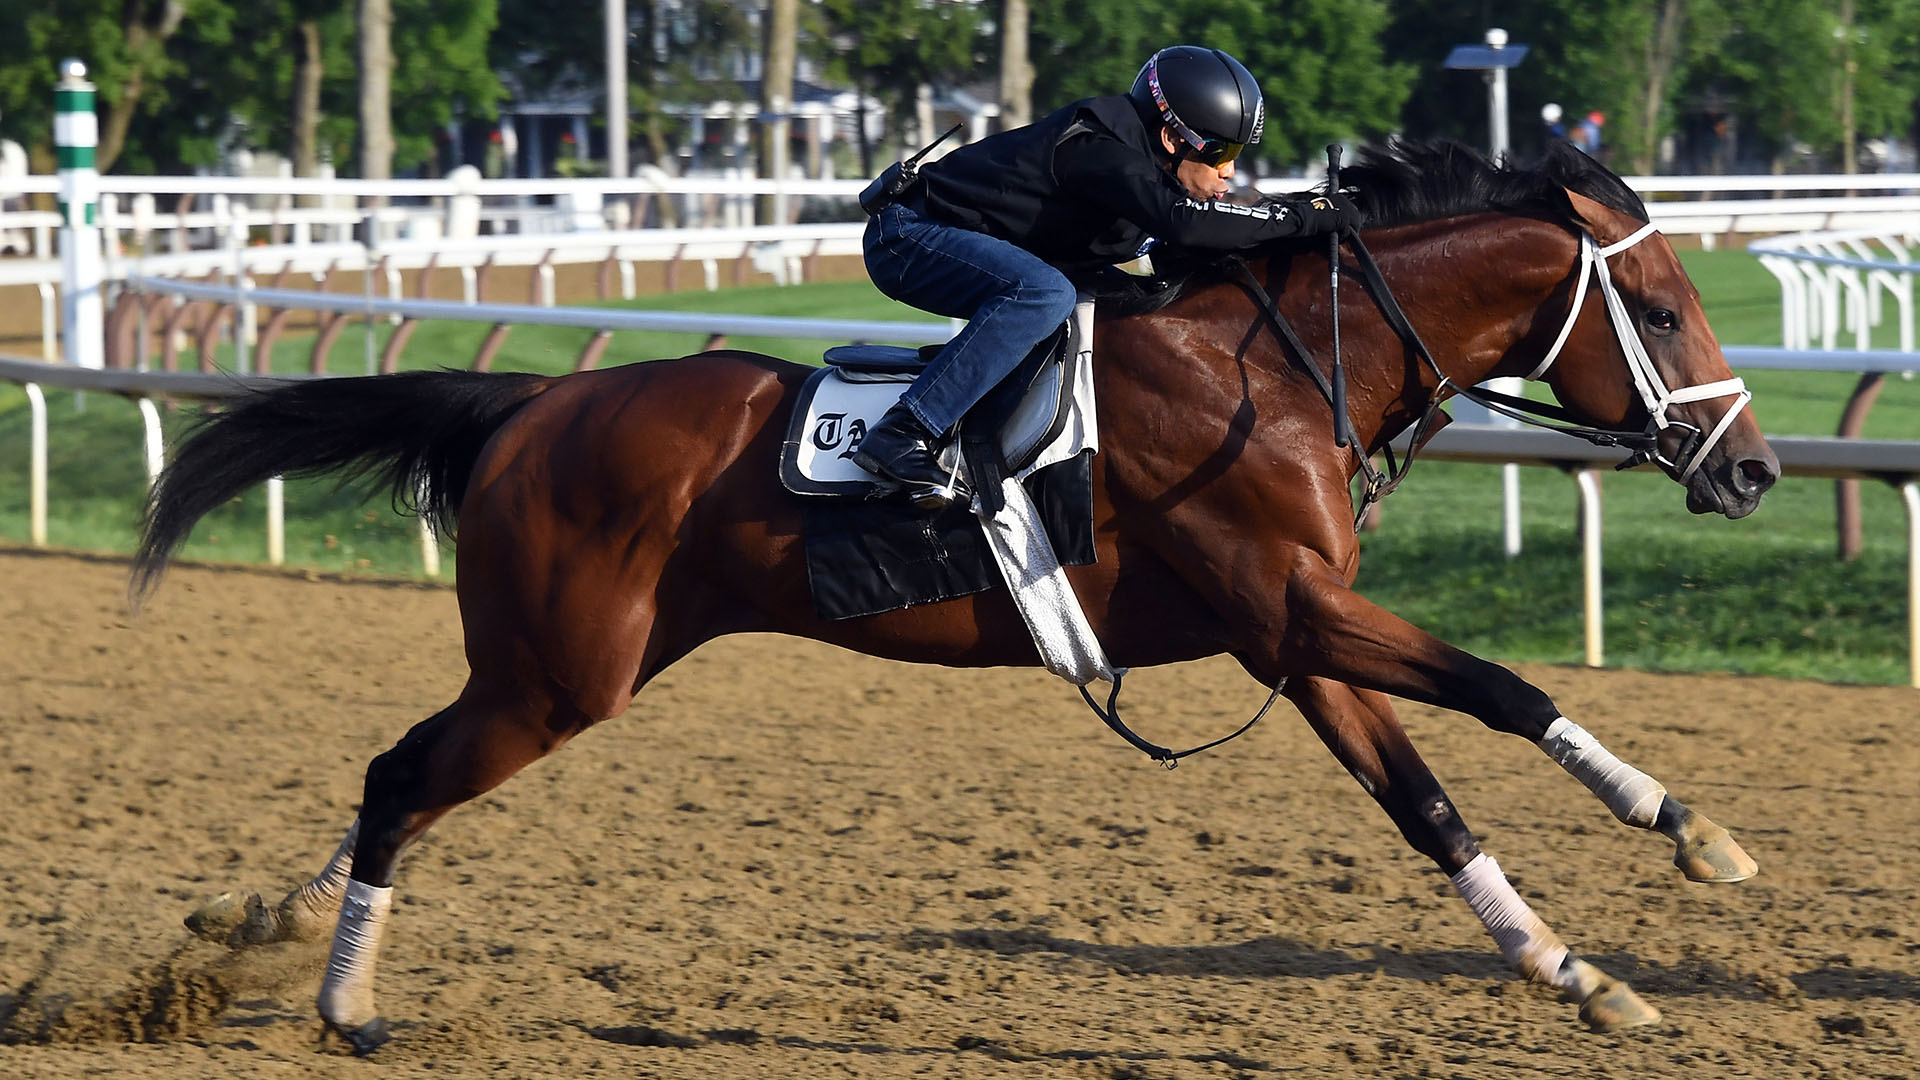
[{"x1": 779, "y1": 301, "x2": 1096, "y2": 498}]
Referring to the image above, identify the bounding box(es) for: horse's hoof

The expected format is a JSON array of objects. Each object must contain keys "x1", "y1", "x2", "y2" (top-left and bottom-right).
[
  {"x1": 326, "y1": 1017, "x2": 391, "y2": 1056},
  {"x1": 184, "y1": 892, "x2": 249, "y2": 942},
  {"x1": 1579, "y1": 978, "x2": 1662, "y2": 1032},
  {"x1": 227, "y1": 891, "x2": 294, "y2": 946},
  {"x1": 1673, "y1": 822, "x2": 1758, "y2": 883}
]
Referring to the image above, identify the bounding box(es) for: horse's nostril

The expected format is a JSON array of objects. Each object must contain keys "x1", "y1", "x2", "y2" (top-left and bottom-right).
[{"x1": 1734, "y1": 457, "x2": 1777, "y2": 496}]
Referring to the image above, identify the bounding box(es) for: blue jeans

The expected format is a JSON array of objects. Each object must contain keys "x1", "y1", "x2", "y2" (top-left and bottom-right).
[{"x1": 864, "y1": 202, "x2": 1078, "y2": 435}]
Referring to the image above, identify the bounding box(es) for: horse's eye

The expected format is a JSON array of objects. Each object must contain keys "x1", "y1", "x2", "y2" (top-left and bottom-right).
[{"x1": 1646, "y1": 308, "x2": 1677, "y2": 333}]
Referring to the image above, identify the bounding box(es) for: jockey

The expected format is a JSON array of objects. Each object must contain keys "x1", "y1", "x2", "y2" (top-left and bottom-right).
[{"x1": 852, "y1": 45, "x2": 1359, "y2": 508}]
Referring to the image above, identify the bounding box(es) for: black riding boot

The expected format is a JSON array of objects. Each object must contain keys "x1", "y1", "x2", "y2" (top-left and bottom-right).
[{"x1": 851, "y1": 403, "x2": 965, "y2": 510}]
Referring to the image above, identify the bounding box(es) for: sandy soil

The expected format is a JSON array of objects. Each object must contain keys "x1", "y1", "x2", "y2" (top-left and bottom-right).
[{"x1": 0, "y1": 548, "x2": 1915, "y2": 1078}]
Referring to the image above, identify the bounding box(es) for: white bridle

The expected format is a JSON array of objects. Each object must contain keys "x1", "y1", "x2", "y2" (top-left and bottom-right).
[{"x1": 1523, "y1": 222, "x2": 1751, "y2": 482}]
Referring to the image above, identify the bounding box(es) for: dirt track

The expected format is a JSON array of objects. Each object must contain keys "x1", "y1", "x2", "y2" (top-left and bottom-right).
[{"x1": 1, "y1": 548, "x2": 1916, "y2": 1078}]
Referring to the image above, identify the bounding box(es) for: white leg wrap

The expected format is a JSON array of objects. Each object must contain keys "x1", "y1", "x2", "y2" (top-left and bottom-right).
[
  {"x1": 1451, "y1": 853, "x2": 1574, "y2": 988},
  {"x1": 316, "y1": 878, "x2": 392, "y2": 1031},
  {"x1": 1538, "y1": 717, "x2": 1667, "y2": 828},
  {"x1": 282, "y1": 819, "x2": 359, "y2": 936}
]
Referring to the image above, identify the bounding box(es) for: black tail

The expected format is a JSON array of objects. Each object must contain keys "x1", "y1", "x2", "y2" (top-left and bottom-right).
[{"x1": 132, "y1": 369, "x2": 549, "y2": 599}]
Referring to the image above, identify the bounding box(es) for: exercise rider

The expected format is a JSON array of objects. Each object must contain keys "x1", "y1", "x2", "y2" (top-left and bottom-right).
[{"x1": 851, "y1": 45, "x2": 1359, "y2": 509}]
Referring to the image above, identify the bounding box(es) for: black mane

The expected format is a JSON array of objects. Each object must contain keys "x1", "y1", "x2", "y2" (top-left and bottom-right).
[
  {"x1": 1342, "y1": 137, "x2": 1647, "y2": 228},
  {"x1": 1088, "y1": 137, "x2": 1646, "y2": 315}
]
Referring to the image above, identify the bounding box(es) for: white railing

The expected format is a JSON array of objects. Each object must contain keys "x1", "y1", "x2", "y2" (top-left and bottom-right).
[
  {"x1": 121, "y1": 272, "x2": 949, "y2": 363},
  {"x1": 1749, "y1": 226, "x2": 1920, "y2": 351},
  {"x1": 1411, "y1": 425, "x2": 1920, "y2": 687},
  {"x1": 0, "y1": 168, "x2": 870, "y2": 259},
  {"x1": 1641, "y1": 197, "x2": 1920, "y2": 248},
  {"x1": 0, "y1": 282, "x2": 949, "y2": 570},
  {"x1": 7, "y1": 167, "x2": 1920, "y2": 262}
]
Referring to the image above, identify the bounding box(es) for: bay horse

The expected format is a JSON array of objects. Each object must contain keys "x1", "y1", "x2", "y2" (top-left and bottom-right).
[{"x1": 135, "y1": 140, "x2": 1778, "y2": 1051}]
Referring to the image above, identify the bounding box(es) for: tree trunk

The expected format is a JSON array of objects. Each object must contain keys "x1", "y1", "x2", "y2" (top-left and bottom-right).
[
  {"x1": 758, "y1": 0, "x2": 799, "y2": 224},
  {"x1": 1635, "y1": 0, "x2": 1685, "y2": 175},
  {"x1": 996, "y1": 0, "x2": 1032, "y2": 132},
  {"x1": 358, "y1": 0, "x2": 395, "y2": 188},
  {"x1": 96, "y1": 0, "x2": 188, "y2": 173},
  {"x1": 292, "y1": 21, "x2": 324, "y2": 179},
  {"x1": 1838, "y1": 0, "x2": 1856, "y2": 175},
  {"x1": 854, "y1": 82, "x2": 873, "y2": 177}
]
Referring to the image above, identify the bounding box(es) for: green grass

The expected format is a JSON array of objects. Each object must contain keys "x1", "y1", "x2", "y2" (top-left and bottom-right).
[{"x1": 1, "y1": 252, "x2": 1915, "y2": 683}]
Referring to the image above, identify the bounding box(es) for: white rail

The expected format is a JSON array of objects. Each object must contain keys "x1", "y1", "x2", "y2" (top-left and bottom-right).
[
  {"x1": 122, "y1": 273, "x2": 949, "y2": 345},
  {"x1": 0, "y1": 223, "x2": 870, "y2": 304},
  {"x1": 1748, "y1": 226, "x2": 1920, "y2": 351},
  {"x1": 6, "y1": 168, "x2": 1917, "y2": 261},
  {"x1": 1413, "y1": 424, "x2": 1920, "y2": 687}
]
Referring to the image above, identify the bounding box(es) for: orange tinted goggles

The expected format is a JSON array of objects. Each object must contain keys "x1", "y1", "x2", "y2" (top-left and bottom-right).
[{"x1": 1190, "y1": 139, "x2": 1246, "y2": 167}]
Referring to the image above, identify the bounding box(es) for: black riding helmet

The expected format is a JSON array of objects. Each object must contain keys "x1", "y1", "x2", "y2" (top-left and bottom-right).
[{"x1": 1128, "y1": 46, "x2": 1265, "y2": 167}]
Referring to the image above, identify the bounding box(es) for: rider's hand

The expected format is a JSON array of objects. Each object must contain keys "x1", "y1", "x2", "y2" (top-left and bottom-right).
[{"x1": 1300, "y1": 192, "x2": 1361, "y2": 234}]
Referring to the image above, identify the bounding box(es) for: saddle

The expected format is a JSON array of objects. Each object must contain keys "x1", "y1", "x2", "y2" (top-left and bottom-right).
[
  {"x1": 781, "y1": 301, "x2": 1100, "y2": 623},
  {"x1": 779, "y1": 301, "x2": 1096, "y2": 499}
]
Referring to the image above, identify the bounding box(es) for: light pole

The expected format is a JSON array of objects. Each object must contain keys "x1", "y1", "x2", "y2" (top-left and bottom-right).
[
  {"x1": 606, "y1": 0, "x2": 627, "y2": 179},
  {"x1": 1444, "y1": 28, "x2": 1530, "y2": 557}
]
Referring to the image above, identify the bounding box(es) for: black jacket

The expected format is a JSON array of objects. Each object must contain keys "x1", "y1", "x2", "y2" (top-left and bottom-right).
[{"x1": 911, "y1": 95, "x2": 1328, "y2": 274}]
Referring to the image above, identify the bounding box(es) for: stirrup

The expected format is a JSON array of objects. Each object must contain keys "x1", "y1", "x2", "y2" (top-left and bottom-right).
[{"x1": 905, "y1": 476, "x2": 967, "y2": 511}]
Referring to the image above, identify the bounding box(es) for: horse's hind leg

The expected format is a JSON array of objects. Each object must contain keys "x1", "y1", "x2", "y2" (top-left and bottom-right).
[
  {"x1": 1276, "y1": 674, "x2": 1659, "y2": 1031},
  {"x1": 1279, "y1": 560, "x2": 1755, "y2": 884},
  {"x1": 315, "y1": 684, "x2": 594, "y2": 1053}
]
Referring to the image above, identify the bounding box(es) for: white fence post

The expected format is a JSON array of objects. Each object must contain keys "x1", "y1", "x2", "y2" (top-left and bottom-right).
[
  {"x1": 55, "y1": 59, "x2": 104, "y2": 369},
  {"x1": 25, "y1": 382, "x2": 46, "y2": 545},
  {"x1": 1576, "y1": 469, "x2": 1603, "y2": 668},
  {"x1": 1905, "y1": 481, "x2": 1919, "y2": 690}
]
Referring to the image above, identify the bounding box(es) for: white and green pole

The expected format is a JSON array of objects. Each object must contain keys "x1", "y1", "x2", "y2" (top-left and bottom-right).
[{"x1": 55, "y1": 57, "x2": 104, "y2": 369}]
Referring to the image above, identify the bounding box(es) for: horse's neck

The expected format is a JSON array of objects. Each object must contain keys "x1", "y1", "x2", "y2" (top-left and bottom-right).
[{"x1": 1343, "y1": 215, "x2": 1574, "y2": 450}]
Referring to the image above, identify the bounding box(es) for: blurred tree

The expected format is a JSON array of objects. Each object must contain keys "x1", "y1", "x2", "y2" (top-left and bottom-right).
[
  {"x1": 1681, "y1": 0, "x2": 1920, "y2": 172},
  {"x1": 384, "y1": 0, "x2": 500, "y2": 172},
  {"x1": 1024, "y1": 0, "x2": 1409, "y2": 176},
  {"x1": 0, "y1": 0, "x2": 212, "y2": 172},
  {"x1": 1025, "y1": 0, "x2": 1173, "y2": 107},
  {"x1": 290, "y1": 1, "x2": 336, "y2": 178},
  {"x1": 0, "y1": 0, "x2": 494, "y2": 175},
  {"x1": 814, "y1": 0, "x2": 987, "y2": 171},
  {"x1": 996, "y1": 0, "x2": 1032, "y2": 131},
  {"x1": 1684, "y1": 0, "x2": 1836, "y2": 172},
  {"x1": 1210, "y1": 0, "x2": 1412, "y2": 172},
  {"x1": 760, "y1": 0, "x2": 797, "y2": 218},
  {"x1": 358, "y1": 0, "x2": 393, "y2": 182},
  {"x1": 492, "y1": 0, "x2": 753, "y2": 175}
]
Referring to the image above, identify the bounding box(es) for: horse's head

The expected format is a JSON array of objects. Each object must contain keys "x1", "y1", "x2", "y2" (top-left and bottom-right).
[{"x1": 1532, "y1": 191, "x2": 1779, "y2": 519}]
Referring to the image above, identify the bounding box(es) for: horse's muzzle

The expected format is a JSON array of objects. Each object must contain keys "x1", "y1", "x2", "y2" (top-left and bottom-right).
[{"x1": 1686, "y1": 450, "x2": 1778, "y2": 519}]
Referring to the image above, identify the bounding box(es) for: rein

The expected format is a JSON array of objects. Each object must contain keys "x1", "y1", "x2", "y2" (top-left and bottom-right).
[{"x1": 1231, "y1": 214, "x2": 1751, "y2": 528}]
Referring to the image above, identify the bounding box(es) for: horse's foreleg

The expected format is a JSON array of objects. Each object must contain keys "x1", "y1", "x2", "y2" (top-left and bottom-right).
[
  {"x1": 1276, "y1": 674, "x2": 1659, "y2": 1031},
  {"x1": 317, "y1": 689, "x2": 589, "y2": 1054},
  {"x1": 1275, "y1": 562, "x2": 1755, "y2": 883}
]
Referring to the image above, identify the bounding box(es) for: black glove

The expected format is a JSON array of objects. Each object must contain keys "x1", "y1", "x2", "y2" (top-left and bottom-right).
[{"x1": 1297, "y1": 191, "x2": 1361, "y2": 235}]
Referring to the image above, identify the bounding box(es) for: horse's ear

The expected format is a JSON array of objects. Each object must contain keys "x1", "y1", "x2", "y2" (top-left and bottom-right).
[
  {"x1": 1556, "y1": 186, "x2": 1591, "y2": 227},
  {"x1": 1561, "y1": 188, "x2": 1634, "y2": 242}
]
